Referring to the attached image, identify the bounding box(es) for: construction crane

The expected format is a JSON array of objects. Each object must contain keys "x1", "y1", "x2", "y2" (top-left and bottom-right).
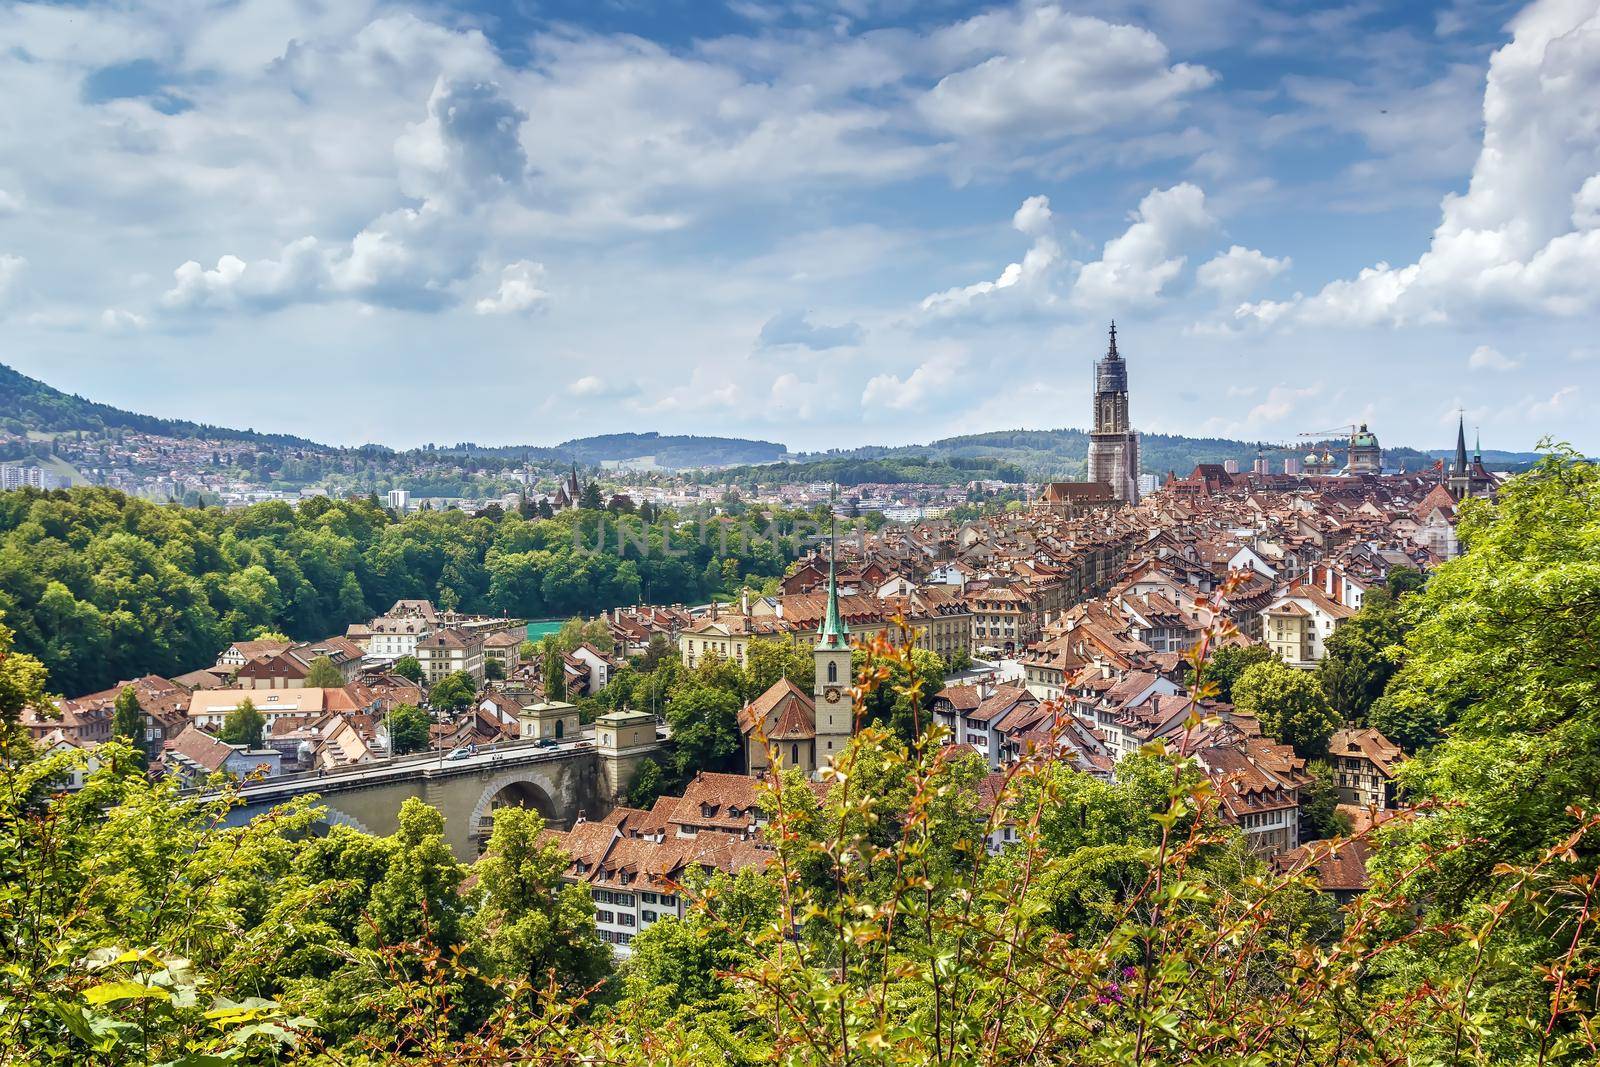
[{"x1": 1298, "y1": 424, "x2": 1358, "y2": 442}]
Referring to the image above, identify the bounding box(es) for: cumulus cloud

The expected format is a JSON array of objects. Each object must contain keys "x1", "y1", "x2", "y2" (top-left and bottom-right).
[
  {"x1": 1468, "y1": 344, "x2": 1520, "y2": 371},
  {"x1": 861, "y1": 352, "x2": 964, "y2": 411},
  {"x1": 474, "y1": 261, "x2": 548, "y2": 315},
  {"x1": 1196, "y1": 245, "x2": 1290, "y2": 300},
  {"x1": 919, "y1": 6, "x2": 1215, "y2": 140},
  {"x1": 396, "y1": 78, "x2": 529, "y2": 205},
  {"x1": 758, "y1": 309, "x2": 863, "y2": 349},
  {"x1": 1238, "y1": 0, "x2": 1600, "y2": 327},
  {"x1": 163, "y1": 204, "x2": 477, "y2": 312},
  {"x1": 161, "y1": 72, "x2": 526, "y2": 317},
  {"x1": 1012, "y1": 194, "x2": 1053, "y2": 236},
  {"x1": 920, "y1": 195, "x2": 1061, "y2": 315},
  {"x1": 1072, "y1": 183, "x2": 1214, "y2": 308}
]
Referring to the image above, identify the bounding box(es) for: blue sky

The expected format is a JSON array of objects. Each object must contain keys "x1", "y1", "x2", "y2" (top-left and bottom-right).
[{"x1": 0, "y1": 0, "x2": 1596, "y2": 453}]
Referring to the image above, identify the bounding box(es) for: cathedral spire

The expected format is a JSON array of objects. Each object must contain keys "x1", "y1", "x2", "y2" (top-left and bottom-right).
[
  {"x1": 1107, "y1": 320, "x2": 1120, "y2": 359},
  {"x1": 817, "y1": 485, "x2": 847, "y2": 649},
  {"x1": 1454, "y1": 413, "x2": 1468, "y2": 476}
]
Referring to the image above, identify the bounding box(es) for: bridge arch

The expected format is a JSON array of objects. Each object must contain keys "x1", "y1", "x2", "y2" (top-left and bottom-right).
[
  {"x1": 469, "y1": 771, "x2": 560, "y2": 852},
  {"x1": 320, "y1": 805, "x2": 372, "y2": 836}
]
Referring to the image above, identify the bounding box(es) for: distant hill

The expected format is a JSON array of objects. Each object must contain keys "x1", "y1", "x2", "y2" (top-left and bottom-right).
[
  {"x1": 546, "y1": 432, "x2": 785, "y2": 468},
  {"x1": 0, "y1": 363, "x2": 785, "y2": 469},
  {"x1": 0, "y1": 362, "x2": 323, "y2": 448}
]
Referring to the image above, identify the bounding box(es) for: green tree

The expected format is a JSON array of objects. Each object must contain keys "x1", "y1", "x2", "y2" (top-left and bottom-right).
[
  {"x1": 625, "y1": 756, "x2": 670, "y2": 808},
  {"x1": 0, "y1": 615, "x2": 51, "y2": 755},
  {"x1": 388, "y1": 702, "x2": 431, "y2": 755},
  {"x1": 1375, "y1": 447, "x2": 1600, "y2": 927},
  {"x1": 304, "y1": 655, "x2": 345, "y2": 688},
  {"x1": 578, "y1": 481, "x2": 604, "y2": 511},
  {"x1": 665, "y1": 685, "x2": 742, "y2": 777},
  {"x1": 543, "y1": 644, "x2": 566, "y2": 701},
  {"x1": 471, "y1": 806, "x2": 611, "y2": 998},
  {"x1": 111, "y1": 684, "x2": 147, "y2": 770},
  {"x1": 429, "y1": 671, "x2": 476, "y2": 711},
  {"x1": 484, "y1": 658, "x2": 506, "y2": 681},
  {"x1": 1317, "y1": 589, "x2": 1404, "y2": 722},
  {"x1": 1299, "y1": 759, "x2": 1350, "y2": 840},
  {"x1": 367, "y1": 798, "x2": 468, "y2": 949},
  {"x1": 745, "y1": 637, "x2": 813, "y2": 696},
  {"x1": 852, "y1": 643, "x2": 946, "y2": 742},
  {"x1": 392, "y1": 654, "x2": 423, "y2": 683},
  {"x1": 1367, "y1": 688, "x2": 1449, "y2": 753},
  {"x1": 219, "y1": 698, "x2": 265, "y2": 749},
  {"x1": 621, "y1": 866, "x2": 779, "y2": 1043},
  {"x1": 1386, "y1": 566, "x2": 1427, "y2": 598},
  {"x1": 1232, "y1": 659, "x2": 1340, "y2": 759},
  {"x1": 1190, "y1": 642, "x2": 1275, "y2": 703}
]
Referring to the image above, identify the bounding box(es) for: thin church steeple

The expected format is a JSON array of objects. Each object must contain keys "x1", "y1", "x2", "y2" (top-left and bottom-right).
[{"x1": 817, "y1": 485, "x2": 847, "y2": 649}]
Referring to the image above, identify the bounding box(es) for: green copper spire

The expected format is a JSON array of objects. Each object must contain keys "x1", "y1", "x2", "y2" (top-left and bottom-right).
[{"x1": 817, "y1": 486, "x2": 847, "y2": 648}]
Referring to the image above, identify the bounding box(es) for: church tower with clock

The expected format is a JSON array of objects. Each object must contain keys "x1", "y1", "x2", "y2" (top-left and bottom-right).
[{"x1": 813, "y1": 513, "x2": 853, "y2": 767}]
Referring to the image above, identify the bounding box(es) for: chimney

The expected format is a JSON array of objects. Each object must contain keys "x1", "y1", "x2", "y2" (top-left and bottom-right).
[{"x1": 741, "y1": 589, "x2": 750, "y2": 616}]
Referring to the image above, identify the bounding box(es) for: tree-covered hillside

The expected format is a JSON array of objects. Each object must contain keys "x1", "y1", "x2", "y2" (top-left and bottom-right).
[
  {"x1": 0, "y1": 362, "x2": 322, "y2": 446},
  {"x1": 0, "y1": 486, "x2": 801, "y2": 694}
]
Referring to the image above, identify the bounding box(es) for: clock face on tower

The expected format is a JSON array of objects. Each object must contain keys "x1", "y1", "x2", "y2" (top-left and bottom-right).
[{"x1": 824, "y1": 686, "x2": 843, "y2": 704}]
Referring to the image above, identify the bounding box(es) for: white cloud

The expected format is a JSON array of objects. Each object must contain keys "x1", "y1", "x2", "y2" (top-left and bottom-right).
[
  {"x1": 162, "y1": 203, "x2": 476, "y2": 312},
  {"x1": 1072, "y1": 183, "x2": 1214, "y2": 308},
  {"x1": 0, "y1": 189, "x2": 20, "y2": 215},
  {"x1": 0, "y1": 254, "x2": 25, "y2": 304},
  {"x1": 1526, "y1": 385, "x2": 1580, "y2": 421},
  {"x1": 1196, "y1": 245, "x2": 1290, "y2": 300},
  {"x1": 1248, "y1": 383, "x2": 1322, "y2": 425},
  {"x1": 1012, "y1": 194, "x2": 1053, "y2": 236},
  {"x1": 1241, "y1": 0, "x2": 1600, "y2": 327},
  {"x1": 861, "y1": 352, "x2": 964, "y2": 411},
  {"x1": 567, "y1": 375, "x2": 638, "y2": 400},
  {"x1": 1468, "y1": 344, "x2": 1521, "y2": 371},
  {"x1": 769, "y1": 372, "x2": 814, "y2": 419},
  {"x1": 474, "y1": 261, "x2": 548, "y2": 316},
  {"x1": 920, "y1": 195, "x2": 1061, "y2": 315},
  {"x1": 100, "y1": 308, "x2": 147, "y2": 331},
  {"x1": 919, "y1": 7, "x2": 1215, "y2": 140},
  {"x1": 396, "y1": 77, "x2": 529, "y2": 206}
]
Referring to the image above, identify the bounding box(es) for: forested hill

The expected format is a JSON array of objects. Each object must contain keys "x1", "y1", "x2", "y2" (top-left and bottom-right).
[
  {"x1": 0, "y1": 362, "x2": 323, "y2": 447},
  {"x1": 1, "y1": 363, "x2": 785, "y2": 469},
  {"x1": 797, "y1": 427, "x2": 1467, "y2": 480},
  {"x1": 0, "y1": 486, "x2": 799, "y2": 694}
]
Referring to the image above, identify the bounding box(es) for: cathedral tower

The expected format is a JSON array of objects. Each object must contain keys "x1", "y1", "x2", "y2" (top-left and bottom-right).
[{"x1": 1085, "y1": 322, "x2": 1142, "y2": 503}]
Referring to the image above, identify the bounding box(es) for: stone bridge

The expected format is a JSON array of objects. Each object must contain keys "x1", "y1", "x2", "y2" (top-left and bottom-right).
[{"x1": 205, "y1": 720, "x2": 660, "y2": 858}]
